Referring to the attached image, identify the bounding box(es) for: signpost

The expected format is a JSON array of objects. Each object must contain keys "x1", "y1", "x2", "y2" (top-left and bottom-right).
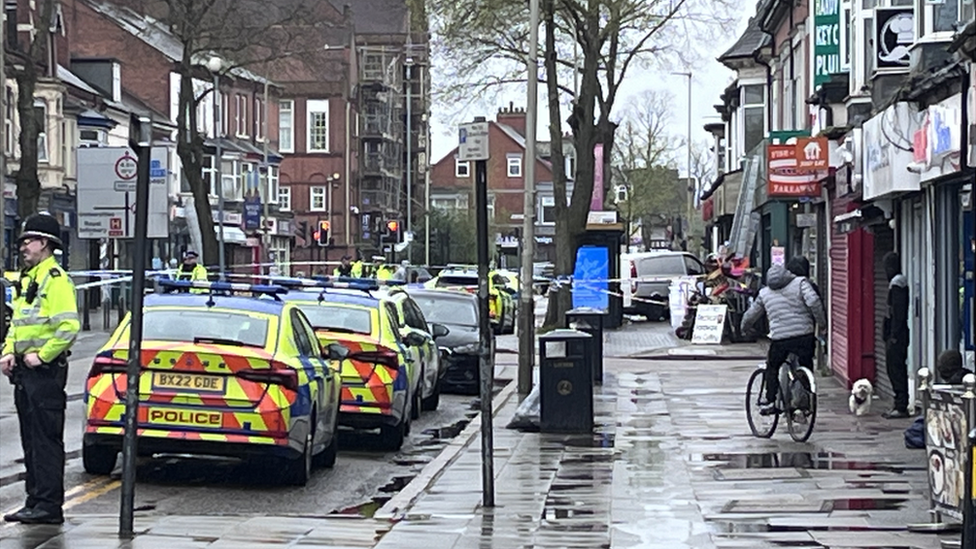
[
  {"x1": 460, "y1": 118, "x2": 494, "y2": 508},
  {"x1": 77, "y1": 147, "x2": 169, "y2": 239}
]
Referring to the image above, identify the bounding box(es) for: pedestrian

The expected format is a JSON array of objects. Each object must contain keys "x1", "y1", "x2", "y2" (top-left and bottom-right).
[
  {"x1": 882, "y1": 252, "x2": 910, "y2": 419},
  {"x1": 334, "y1": 255, "x2": 354, "y2": 277},
  {"x1": 936, "y1": 349, "x2": 968, "y2": 385},
  {"x1": 741, "y1": 263, "x2": 826, "y2": 415},
  {"x1": 393, "y1": 260, "x2": 409, "y2": 281},
  {"x1": 1, "y1": 214, "x2": 80, "y2": 525}
]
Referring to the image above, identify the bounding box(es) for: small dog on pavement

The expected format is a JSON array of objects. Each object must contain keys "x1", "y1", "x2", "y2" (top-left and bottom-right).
[{"x1": 849, "y1": 379, "x2": 873, "y2": 416}]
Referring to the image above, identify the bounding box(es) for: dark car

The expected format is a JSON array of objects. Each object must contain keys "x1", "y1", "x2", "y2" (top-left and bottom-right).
[{"x1": 406, "y1": 288, "x2": 487, "y2": 394}]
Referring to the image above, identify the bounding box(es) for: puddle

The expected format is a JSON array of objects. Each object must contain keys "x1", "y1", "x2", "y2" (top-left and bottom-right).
[
  {"x1": 692, "y1": 451, "x2": 910, "y2": 472},
  {"x1": 830, "y1": 498, "x2": 908, "y2": 511},
  {"x1": 378, "y1": 475, "x2": 415, "y2": 494},
  {"x1": 334, "y1": 496, "x2": 391, "y2": 518},
  {"x1": 423, "y1": 418, "x2": 470, "y2": 440},
  {"x1": 563, "y1": 433, "x2": 616, "y2": 448}
]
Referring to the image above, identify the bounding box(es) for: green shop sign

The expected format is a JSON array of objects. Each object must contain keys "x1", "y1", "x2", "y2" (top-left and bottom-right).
[{"x1": 814, "y1": 0, "x2": 840, "y2": 87}]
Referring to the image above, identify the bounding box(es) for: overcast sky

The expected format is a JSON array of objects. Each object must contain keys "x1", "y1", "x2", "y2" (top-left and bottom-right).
[{"x1": 427, "y1": 3, "x2": 750, "y2": 178}]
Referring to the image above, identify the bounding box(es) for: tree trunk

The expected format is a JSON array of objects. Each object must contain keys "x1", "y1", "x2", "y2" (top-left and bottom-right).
[
  {"x1": 14, "y1": 65, "x2": 40, "y2": 222},
  {"x1": 176, "y1": 53, "x2": 219, "y2": 267},
  {"x1": 541, "y1": 0, "x2": 570, "y2": 329}
]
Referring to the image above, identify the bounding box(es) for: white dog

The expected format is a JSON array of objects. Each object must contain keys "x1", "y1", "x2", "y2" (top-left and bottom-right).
[{"x1": 849, "y1": 379, "x2": 874, "y2": 416}]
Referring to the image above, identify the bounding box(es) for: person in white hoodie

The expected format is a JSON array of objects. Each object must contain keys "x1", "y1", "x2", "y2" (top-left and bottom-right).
[{"x1": 742, "y1": 262, "x2": 826, "y2": 415}]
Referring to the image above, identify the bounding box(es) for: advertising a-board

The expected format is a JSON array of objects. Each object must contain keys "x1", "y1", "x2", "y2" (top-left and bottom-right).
[{"x1": 925, "y1": 388, "x2": 970, "y2": 520}]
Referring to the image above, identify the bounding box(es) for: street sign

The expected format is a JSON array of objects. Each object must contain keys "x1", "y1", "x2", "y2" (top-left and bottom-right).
[
  {"x1": 458, "y1": 121, "x2": 490, "y2": 161},
  {"x1": 77, "y1": 147, "x2": 170, "y2": 239}
]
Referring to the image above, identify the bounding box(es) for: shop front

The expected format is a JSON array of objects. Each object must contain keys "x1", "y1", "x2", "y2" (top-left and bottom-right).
[{"x1": 861, "y1": 102, "x2": 922, "y2": 401}]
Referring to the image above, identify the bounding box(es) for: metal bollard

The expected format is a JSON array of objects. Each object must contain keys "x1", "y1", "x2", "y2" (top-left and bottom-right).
[
  {"x1": 103, "y1": 297, "x2": 110, "y2": 331},
  {"x1": 962, "y1": 374, "x2": 975, "y2": 549}
]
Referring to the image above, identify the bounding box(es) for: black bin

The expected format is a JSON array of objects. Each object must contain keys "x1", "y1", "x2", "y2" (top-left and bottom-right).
[
  {"x1": 566, "y1": 307, "x2": 606, "y2": 385},
  {"x1": 539, "y1": 329, "x2": 593, "y2": 433}
]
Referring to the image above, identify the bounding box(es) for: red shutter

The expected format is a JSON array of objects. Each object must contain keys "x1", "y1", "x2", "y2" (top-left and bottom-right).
[{"x1": 830, "y1": 196, "x2": 852, "y2": 383}]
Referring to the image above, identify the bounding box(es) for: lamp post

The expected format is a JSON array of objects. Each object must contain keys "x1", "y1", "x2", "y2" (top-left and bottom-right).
[
  {"x1": 405, "y1": 54, "x2": 415, "y2": 263},
  {"x1": 328, "y1": 171, "x2": 340, "y2": 243},
  {"x1": 671, "y1": 71, "x2": 692, "y2": 250},
  {"x1": 208, "y1": 56, "x2": 226, "y2": 277}
]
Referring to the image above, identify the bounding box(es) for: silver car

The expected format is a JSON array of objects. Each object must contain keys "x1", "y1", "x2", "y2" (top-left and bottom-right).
[{"x1": 628, "y1": 251, "x2": 704, "y2": 320}]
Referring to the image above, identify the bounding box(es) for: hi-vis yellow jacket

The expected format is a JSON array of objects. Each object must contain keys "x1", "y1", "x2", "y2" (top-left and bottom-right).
[{"x1": 3, "y1": 255, "x2": 79, "y2": 362}]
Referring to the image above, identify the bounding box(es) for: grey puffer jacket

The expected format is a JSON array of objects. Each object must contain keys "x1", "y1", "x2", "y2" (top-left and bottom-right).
[{"x1": 741, "y1": 264, "x2": 826, "y2": 341}]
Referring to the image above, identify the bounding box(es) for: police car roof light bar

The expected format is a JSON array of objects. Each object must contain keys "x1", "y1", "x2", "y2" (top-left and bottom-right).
[
  {"x1": 311, "y1": 275, "x2": 405, "y2": 287},
  {"x1": 157, "y1": 279, "x2": 289, "y2": 298}
]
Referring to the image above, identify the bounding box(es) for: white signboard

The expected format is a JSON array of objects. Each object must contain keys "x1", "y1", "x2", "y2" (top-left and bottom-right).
[
  {"x1": 862, "y1": 102, "x2": 919, "y2": 200},
  {"x1": 458, "y1": 121, "x2": 489, "y2": 162},
  {"x1": 692, "y1": 304, "x2": 728, "y2": 345},
  {"x1": 77, "y1": 147, "x2": 170, "y2": 239}
]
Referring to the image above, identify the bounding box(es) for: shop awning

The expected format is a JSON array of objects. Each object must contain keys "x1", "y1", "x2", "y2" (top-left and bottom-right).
[
  {"x1": 833, "y1": 206, "x2": 886, "y2": 234},
  {"x1": 215, "y1": 225, "x2": 247, "y2": 245}
]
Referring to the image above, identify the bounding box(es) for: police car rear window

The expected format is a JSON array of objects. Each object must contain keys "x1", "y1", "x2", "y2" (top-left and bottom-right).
[
  {"x1": 295, "y1": 305, "x2": 372, "y2": 335},
  {"x1": 143, "y1": 310, "x2": 269, "y2": 347}
]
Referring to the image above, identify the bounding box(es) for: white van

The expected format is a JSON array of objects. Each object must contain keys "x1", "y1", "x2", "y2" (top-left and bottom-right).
[{"x1": 621, "y1": 251, "x2": 705, "y2": 320}]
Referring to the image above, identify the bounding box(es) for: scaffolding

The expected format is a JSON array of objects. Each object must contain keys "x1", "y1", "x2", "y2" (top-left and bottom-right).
[{"x1": 358, "y1": 45, "x2": 404, "y2": 216}]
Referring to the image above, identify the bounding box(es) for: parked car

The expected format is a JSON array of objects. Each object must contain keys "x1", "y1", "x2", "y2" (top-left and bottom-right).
[
  {"x1": 405, "y1": 288, "x2": 486, "y2": 395},
  {"x1": 621, "y1": 251, "x2": 704, "y2": 320}
]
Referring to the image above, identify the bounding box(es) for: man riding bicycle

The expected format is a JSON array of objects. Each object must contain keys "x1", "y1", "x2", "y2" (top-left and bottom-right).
[{"x1": 741, "y1": 261, "x2": 826, "y2": 415}]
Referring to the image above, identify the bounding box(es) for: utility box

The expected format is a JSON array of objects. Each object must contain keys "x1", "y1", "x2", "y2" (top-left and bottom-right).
[
  {"x1": 539, "y1": 329, "x2": 593, "y2": 433},
  {"x1": 566, "y1": 307, "x2": 606, "y2": 385}
]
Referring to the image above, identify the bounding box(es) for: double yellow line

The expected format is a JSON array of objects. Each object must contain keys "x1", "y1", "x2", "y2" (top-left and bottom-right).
[{"x1": 1, "y1": 476, "x2": 120, "y2": 528}]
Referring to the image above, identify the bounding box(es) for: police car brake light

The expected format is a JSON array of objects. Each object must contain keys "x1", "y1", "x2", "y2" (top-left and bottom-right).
[
  {"x1": 237, "y1": 366, "x2": 299, "y2": 392},
  {"x1": 90, "y1": 355, "x2": 128, "y2": 376}
]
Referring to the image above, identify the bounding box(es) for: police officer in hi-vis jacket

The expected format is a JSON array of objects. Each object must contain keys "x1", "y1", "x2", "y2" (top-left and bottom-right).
[{"x1": 1, "y1": 213, "x2": 80, "y2": 525}]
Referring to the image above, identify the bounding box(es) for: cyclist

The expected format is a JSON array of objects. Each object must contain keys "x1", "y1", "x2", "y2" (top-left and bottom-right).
[{"x1": 741, "y1": 262, "x2": 826, "y2": 415}]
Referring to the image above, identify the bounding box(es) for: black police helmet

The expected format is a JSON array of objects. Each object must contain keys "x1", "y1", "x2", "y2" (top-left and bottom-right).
[{"x1": 19, "y1": 213, "x2": 64, "y2": 250}]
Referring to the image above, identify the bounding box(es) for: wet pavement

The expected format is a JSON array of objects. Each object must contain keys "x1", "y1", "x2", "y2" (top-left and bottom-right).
[{"x1": 0, "y1": 322, "x2": 959, "y2": 548}]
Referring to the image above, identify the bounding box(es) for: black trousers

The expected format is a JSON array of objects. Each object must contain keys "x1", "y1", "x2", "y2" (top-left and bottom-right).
[
  {"x1": 765, "y1": 334, "x2": 816, "y2": 403},
  {"x1": 13, "y1": 362, "x2": 68, "y2": 515},
  {"x1": 886, "y1": 339, "x2": 909, "y2": 412}
]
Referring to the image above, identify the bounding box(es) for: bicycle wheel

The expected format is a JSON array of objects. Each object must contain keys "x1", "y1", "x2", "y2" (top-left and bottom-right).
[
  {"x1": 745, "y1": 367, "x2": 778, "y2": 438},
  {"x1": 785, "y1": 366, "x2": 817, "y2": 443}
]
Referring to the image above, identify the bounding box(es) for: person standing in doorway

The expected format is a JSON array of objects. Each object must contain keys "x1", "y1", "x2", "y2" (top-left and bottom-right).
[
  {"x1": 1, "y1": 214, "x2": 80, "y2": 524},
  {"x1": 882, "y1": 252, "x2": 911, "y2": 419}
]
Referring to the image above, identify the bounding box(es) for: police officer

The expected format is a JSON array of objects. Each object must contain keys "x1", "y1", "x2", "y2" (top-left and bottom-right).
[
  {"x1": 176, "y1": 250, "x2": 208, "y2": 293},
  {"x1": 1, "y1": 214, "x2": 79, "y2": 525},
  {"x1": 334, "y1": 255, "x2": 354, "y2": 277}
]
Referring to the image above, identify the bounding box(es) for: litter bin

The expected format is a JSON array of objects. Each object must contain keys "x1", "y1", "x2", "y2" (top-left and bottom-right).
[
  {"x1": 566, "y1": 307, "x2": 606, "y2": 385},
  {"x1": 539, "y1": 329, "x2": 593, "y2": 433}
]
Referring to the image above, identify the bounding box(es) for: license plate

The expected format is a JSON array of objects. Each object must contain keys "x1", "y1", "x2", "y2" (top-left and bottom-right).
[
  {"x1": 152, "y1": 372, "x2": 226, "y2": 393},
  {"x1": 147, "y1": 407, "x2": 223, "y2": 428}
]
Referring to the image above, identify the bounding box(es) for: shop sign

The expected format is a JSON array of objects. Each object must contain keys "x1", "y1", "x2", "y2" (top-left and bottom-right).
[
  {"x1": 767, "y1": 143, "x2": 823, "y2": 198},
  {"x1": 917, "y1": 94, "x2": 961, "y2": 182},
  {"x1": 813, "y1": 0, "x2": 841, "y2": 86},
  {"x1": 875, "y1": 8, "x2": 913, "y2": 72},
  {"x1": 861, "y1": 102, "x2": 920, "y2": 200},
  {"x1": 795, "y1": 137, "x2": 829, "y2": 172}
]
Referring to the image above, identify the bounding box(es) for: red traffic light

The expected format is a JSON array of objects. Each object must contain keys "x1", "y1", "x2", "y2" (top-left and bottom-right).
[
  {"x1": 386, "y1": 220, "x2": 399, "y2": 232},
  {"x1": 313, "y1": 230, "x2": 321, "y2": 241}
]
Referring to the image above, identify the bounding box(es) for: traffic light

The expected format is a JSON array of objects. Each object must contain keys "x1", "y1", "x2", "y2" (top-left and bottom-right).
[
  {"x1": 317, "y1": 220, "x2": 331, "y2": 246},
  {"x1": 294, "y1": 221, "x2": 308, "y2": 241},
  {"x1": 385, "y1": 220, "x2": 399, "y2": 240}
]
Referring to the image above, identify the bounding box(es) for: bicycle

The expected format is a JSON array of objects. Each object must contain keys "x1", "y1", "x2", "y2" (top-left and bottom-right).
[{"x1": 745, "y1": 352, "x2": 818, "y2": 442}]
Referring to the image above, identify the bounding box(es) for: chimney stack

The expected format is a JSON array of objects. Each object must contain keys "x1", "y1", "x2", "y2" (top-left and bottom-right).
[{"x1": 496, "y1": 101, "x2": 527, "y2": 138}]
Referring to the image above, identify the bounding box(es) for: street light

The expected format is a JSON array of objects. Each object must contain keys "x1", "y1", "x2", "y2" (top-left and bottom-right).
[
  {"x1": 671, "y1": 71, "x2": 692, "y2": 251},
  {"x1": 208, "y1": 55, "x2": 226, "y2": 277},
  {"x1": 327, "y1": 171, "x2": 340, "y2": 244}
]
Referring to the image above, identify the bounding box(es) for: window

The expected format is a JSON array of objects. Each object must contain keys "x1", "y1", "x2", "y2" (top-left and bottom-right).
[
  {"x1": 255, "y1": 98, "x2": 264, "y2": 141},
  {"x1": 4, "y1": 87, "x2": 12, "y2": 154},
  {"x1": 455, "y1": 158, "x2": 470, "y2": 177},
  {"x1": 565, "y1": 155, "x2": 576, "y2": 179},
  {"x1": 221, "y1": 158, "x2": 240, "y2": 200},
  {"x1": 539, "y1": 196, "x2": 555, "y2": 225},
  {"x1": 278, "y1": 185, "x2": 291, "y2": 211},
  {"x1": 143, "y1": 310, "x2": 269, "y2": 348},
  {"x1": 507, "y1": 154, "x2": 522, "y2": 177},
  {"x1": 34, "y1": 99, "x2": 47, "y2": 163},
  {"x1": 295, "y1": 304, "x2": 372, "y2": 334},
  {"x1": 240, "y1": 161, "x2": 255, "y2": 198},
  {"x1": 236, "y1": 94, "x2": 248, "y2": 137},
  {"x1": 267, "y1": 166, "x2": 279, "y2": 204},
  {"x1": 741, "y1": 84, "x2": 765, "y2": 153},
  {"x1": 79, "y1": 128, "x2": 106, "y2": 148},
  {"x1": 278, "y1": 100, "x2": 293, "y2": 152},
  {"x1": 307, "y1": 99, "x2": 329, "y2": 152},
  {"x1": 290, "y1": 310, "x2": 315, "y2": 356},
  {"x1": 840, "y1": 0, "x2": 852, "y2": 71},
  {"x1": 310, "y1": 186, "x2": 327, "y2": 211},
  {"x1": 220, "y1": 92, "x2": 229, "y2": 136}
]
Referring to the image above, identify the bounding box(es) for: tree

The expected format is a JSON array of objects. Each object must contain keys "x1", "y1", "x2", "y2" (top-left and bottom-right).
[
  {"x1": 118, "y1": 0, "x2": 321, "y2": 267},
  {"x1": 11, "y1": 0, "x2": 57, "y2": 220},
  {"x1": 429, "y1": 209, "x2": 477, "y2": 266},
  {"x1": 431, "y1": 0, "x2": 736, "y2": 328}
]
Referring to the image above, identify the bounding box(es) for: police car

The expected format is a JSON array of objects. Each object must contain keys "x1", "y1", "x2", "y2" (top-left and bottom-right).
[{"x1": 82, "y1": 280, "x2": 345, "y2": 486}]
